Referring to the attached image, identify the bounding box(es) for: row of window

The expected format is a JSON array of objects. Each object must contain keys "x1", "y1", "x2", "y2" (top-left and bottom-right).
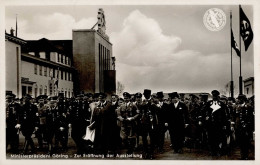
[
  {"x1": 34, "y1": 64, "x2": 72, "y2": 81},
  {"x1": 34, "y1": 84, "x2": 73, "y2": 98},
  {"x1": 29, "y1": 51, "x2": 71, "y2": 66}
]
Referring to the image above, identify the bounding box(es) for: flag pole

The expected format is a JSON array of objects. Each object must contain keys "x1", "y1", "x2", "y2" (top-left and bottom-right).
[
  {"x1": 230, "y1": 11, "x2": 234, "y2": 98},
  {"x1": 239, "y1": 4, "x2": 243, "y2": 95},
  {"x1": 15, "y1": 14, "x2": 18, "y2": 37}
]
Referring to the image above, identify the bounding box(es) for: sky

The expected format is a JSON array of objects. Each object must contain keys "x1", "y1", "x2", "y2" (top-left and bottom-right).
[{"x1": 5, "y1": 5, "x2": 254, "y2": 95}]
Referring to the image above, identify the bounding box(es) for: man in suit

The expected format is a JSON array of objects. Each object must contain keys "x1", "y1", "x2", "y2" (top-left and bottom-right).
[
  {"x1": 117, "y1": 92, "x2": 139, "y2": 154},
  {"x1": 165, "y1": 92, "x2": 189, "y2": 154},
  {"x1": 205, "y1": 90, "x2": 228, "y2": 156}
]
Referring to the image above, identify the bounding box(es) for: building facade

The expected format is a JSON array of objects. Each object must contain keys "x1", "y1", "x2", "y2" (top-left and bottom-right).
[
  {"x1": 5, "y1": 33, "x2": 26, "y2": 98},
  {"x1": 72, "y1": 9, "x2": 116, "y2": 95},
  {"x1": 5, "y1": 8, "x2": 116, "y2": 98},
  {"x1": 243, "y1": 77, "x2": 254, "y2": 98},
  {"x1": 6, "y1": 33, "x2": 74, "y2": 98}
]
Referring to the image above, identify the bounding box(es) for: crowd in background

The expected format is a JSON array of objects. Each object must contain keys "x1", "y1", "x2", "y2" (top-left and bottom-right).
[{"x1": 6, "y1": 89, "x2": 255, "y2": 160}]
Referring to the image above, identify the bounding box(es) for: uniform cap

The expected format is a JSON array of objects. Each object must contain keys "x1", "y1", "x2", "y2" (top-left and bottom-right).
[
  {"x1": 211, "y1": 90, "x2": 220, "y2": 96},
  {"x1": 135, "y1": 92, "x2": 142, "y2": 98},
  {"x1": 123, "y1": 92, "x2": 131, "y2": 98}
]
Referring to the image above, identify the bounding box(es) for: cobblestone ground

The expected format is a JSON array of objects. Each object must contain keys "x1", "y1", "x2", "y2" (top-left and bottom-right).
[{"x1": 6, "y1": 132, "x2": 255, "y2": 160}]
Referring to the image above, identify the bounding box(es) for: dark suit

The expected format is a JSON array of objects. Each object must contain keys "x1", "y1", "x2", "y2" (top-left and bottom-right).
[
  {"x1": 205, "y1": 100, "x2": 228, "y2": 155},
  {"x1": 166, "y1": 101, "x2": 189, "y2": 152},
  {"x1": 19, "y1": 102, "x2": 38, "y2": 153},
  {"x1": 6, "y1": 101, "x2": 20, "y2": 153}
]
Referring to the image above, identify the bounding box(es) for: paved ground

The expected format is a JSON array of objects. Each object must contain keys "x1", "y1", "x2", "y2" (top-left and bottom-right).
[{"x1": 6, "y1": 132, "x2": 255, "y2": 160}]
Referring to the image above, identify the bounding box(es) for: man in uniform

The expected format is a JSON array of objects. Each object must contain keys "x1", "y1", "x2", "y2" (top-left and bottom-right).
[
  {"x1": 205, "y1": 90, "x2": 228, "y2": 156},
  {"x1": 17, "y1": 94, "x2": 38, "y2": 154},
  {"x1": 45, "y1": 96, "x2": 58, "y2": 154},
  {"x1": 117, "y1": 92, "x2": 139, "y2": 154},
  {"x1": 35, "y1": 97, "x2": 48, "y2": 150},
  {"x1": 68, "y1": 94, "x2": 88, "y2": 154},
  {"x1": 165, "y1": 92, "x2": 189, "y2": 154},
  {"x1": 235, "y1": 94, "x2": 254, "y2": 160},
  {"x1": 55, "y1": 93, "x2": 69, "y2": 152},
  {"x1": 6, "y1": 92, "x2": 20, "y2": 154}
]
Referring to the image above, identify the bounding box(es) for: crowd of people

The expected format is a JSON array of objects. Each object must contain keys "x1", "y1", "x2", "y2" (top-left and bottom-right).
[{"x1": 6, "y1": 89, "x2": 255, "y2": 160}]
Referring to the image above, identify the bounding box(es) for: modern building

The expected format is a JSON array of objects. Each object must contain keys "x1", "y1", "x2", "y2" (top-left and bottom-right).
[
  {"x1": 5, "y1": 32, "x2": 74, "y2": 98},
  {"x1": 5, "y1": 8, "x2": 116, "y2": 98},
  {"x1": 72, "y1": 8, "x2": 116, "y2": 95},
  {"x1": 5, "y1": 31, "x2": 26, "y2": 98},
  {"x1": 243, "y1": 77, "x2": 254, "y2": 98}
]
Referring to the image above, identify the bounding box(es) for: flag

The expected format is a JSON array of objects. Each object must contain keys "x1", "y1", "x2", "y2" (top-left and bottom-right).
[
  {"x1": 55, "y1": 80, "x2": 59, "y2": 88},
  {"x1": 231, "y1": 29, "x2": 240, "y2": 56},
  {"x1": 240, "y1": 6, "x2": 253, "y2": 51}
]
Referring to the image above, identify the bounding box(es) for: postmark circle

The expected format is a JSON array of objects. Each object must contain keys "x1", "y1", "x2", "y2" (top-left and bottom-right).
[{"x1": 203, "y1": 8, "x2": 226, "y2": 31}]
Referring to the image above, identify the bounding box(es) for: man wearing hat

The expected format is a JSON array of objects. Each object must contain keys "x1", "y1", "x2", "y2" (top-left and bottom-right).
[
  {"x1": 90, "y1": 93, "x2": 118, "y2": 155},
  {"x1": 45, "y1": 97, "x2": 58, "y2": 154},
  {"x1": 17, "y1": 94, "x2": 38, "y2": 154},
  {"x1": 68, "y1": 93, "x2": 88, "y2": 154},
  {"x1": 53, "y1": 93, "x2": 69, "y2": 152},
  {"x1": 117, "y1": 92, "x2": 139, "y2": 154},
  {"x1": 6, "y1": 92, "x2": 20, "y2": 154},
  {"x1": 165, "y1": 92, "x2": 189, "y2": 154},
  {"x1": 133, "y1": 92, "x2": 143, "y2": 150},
  {"x1": 205, "y1": 90, "x2": 228, "y2": 156},
  {"x1": 235, "y1": 94, "x2": 254, "y2": 160},
  {"x1": 155, "y1": 91, "x2": 167, "y2": 153},
  {"x1": 186, "y1": 94, "x2": 202, "y2": 148},
  {"x1": 139, "y1": 89, "x2": 156, "y2": 159},
  {"x1": 35, "y1": 97, "x2": 48, "y2": 150}
]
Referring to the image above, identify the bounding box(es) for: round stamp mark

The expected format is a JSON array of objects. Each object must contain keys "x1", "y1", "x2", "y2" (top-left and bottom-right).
[{"x1": 203, "y1": 8, "x2": 226, "y2": 31}]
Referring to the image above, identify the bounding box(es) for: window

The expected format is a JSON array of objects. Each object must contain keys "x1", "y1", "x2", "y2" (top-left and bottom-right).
[
  {"x1": 34, "y1": 64, "x2": 37, "y2": 75},
  {"x1": 70, "y1": 73, "x2": 72, "y2": 81},
  {"x1": 49, "y1": 83, "x2": 53, "y2": 96},
  {"x1": 61, "y1": 70, "x2": 63, "y2": 80},
  {"x1": 58, "y1": 54, "x2": 60, "y2": 62},
  {"x1": 34, "y1": 85, "x2": 38, "y2": 97},
  {"x1": 247, "y1": 88, "x2": 249, "y2": 94},
  {"x1": 66, "y1": 56, "x2": 68, "y2": 64},
  {"x1": 28, "y1": 87, "x2": 32, "y2": 95},
  {"x1": 40, "y1": 85, "x2": 43, "y2": 95},
  {"x1": 44, "y1": 66, "x2": 47, "y2": 76},
  {"x1": 49, "y1": 68, "x2": 52, "y2": 77},
  {"x1": 68, "y1": 89, "x2": 70, "y2": 98},
  {"x1": 65, "y1": 71, "x2": 67, "y2": 80},
  {"x1": 65, "y1": 90, "x2": 67, "y2": 98},
  {"x1": 53, "y1": 69, "x2": 55, "y2": 78},
  {"x1": 44, "y1": 86, "x2": 47, "y2": 95},
  {"x1": 39, "y1": 52, "x2": 46, "y2": 59},
  {"x1": 39, "y1": 65, "x2": 42, "y2": 75},
  {"x1": 57, "y1": 70, "x2": 59, "y2": 78},
  {"x1": 29, "y1": 52, "x2": 35, "y2": 56}
]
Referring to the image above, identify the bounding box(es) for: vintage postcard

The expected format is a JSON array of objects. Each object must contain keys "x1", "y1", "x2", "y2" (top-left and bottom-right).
[{"x1": 0, "y1": 0, "x2": 259, "y2": 165}]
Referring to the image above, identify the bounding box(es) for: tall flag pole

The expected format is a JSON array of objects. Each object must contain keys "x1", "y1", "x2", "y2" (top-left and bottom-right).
[
  {"x1": 15, "y1": 14, "x2": 18, "y2": 37},
  {"x1": 239, "y1": 5, "x2": 243, "y2": 95},
  {"x1": 238, "y1": 5, "x2": 254, "y2": 95},
  {"x1": 230, "y1": 11, "x2": 234, "y2": 99}
]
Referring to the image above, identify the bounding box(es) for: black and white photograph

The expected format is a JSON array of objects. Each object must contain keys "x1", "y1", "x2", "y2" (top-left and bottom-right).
[{"x1": 1, "y1": 0, "x2": 259, "y2": 164}]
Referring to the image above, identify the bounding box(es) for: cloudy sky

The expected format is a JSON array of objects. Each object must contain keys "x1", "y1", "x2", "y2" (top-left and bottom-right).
[{"x1": 5, "y1": 5, "x2": 254, "y2": 95}]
